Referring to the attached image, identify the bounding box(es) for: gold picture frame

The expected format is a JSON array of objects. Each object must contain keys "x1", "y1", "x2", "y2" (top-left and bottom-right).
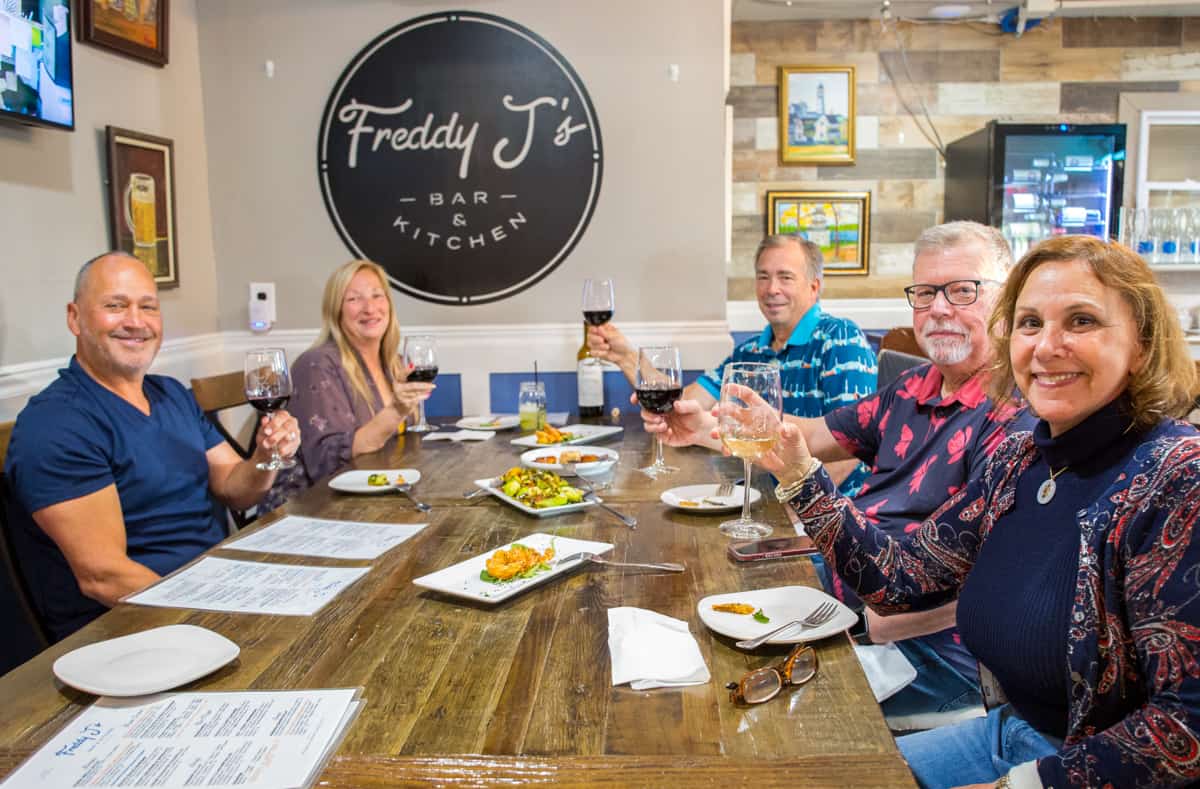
[
  {"x1": 778, "y1": 66, "x2": 856, "y2": 166},
  {"x1": 80, "y1": 0, "x2": 169, "y2": 67},
  {"x1": 768, "y1": 190, "x2": 870, "y2": 276}
]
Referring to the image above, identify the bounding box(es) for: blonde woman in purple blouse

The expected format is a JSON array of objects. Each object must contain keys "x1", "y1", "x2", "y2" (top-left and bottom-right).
[{"x1": 262, "y1": 260, "x2": 434, "y2": 509}]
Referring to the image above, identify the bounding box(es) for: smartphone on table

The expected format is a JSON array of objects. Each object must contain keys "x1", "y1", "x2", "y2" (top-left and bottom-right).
[{"x1": 727, "y1": 535, "x2": 816, "y2": 562}]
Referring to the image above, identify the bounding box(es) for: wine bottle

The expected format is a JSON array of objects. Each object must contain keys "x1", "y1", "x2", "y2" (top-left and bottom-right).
[{"x1": 577, "y1": 323, "x2": 604, "y2": 418}]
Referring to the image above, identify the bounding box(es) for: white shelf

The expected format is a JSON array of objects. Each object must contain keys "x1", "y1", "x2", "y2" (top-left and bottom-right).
[{"x1": 1149, "y1": 264, "x2": 1200, "y2": 272}]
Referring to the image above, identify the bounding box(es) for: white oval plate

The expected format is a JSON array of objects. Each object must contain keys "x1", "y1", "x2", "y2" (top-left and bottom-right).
[
  {"x1": 697, "y1": 586, "x2": 856, "y2": 647},
  {"x1": 520, "y1": 446, "x2": 618, "y2": 476},
  {"x1": 53, "y1": 624, "x2": 239, "y2": 696},
  {"x1": 661, "y1": 483, "x2": 761, "y2": 513},
  {"x1": 328, "y1": 468, "x2": 422, "y2": 494},
  {"x1": 457, "y1": 415, "x2": 521, "y2": 431}
]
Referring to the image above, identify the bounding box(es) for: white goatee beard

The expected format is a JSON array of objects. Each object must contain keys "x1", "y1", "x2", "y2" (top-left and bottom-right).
[{"x1": 920, "y1": 320, "x2": 972, "y2": 366}]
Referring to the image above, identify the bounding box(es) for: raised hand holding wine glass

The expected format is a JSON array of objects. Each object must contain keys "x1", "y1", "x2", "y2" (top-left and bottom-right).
[
  {"x1": 582, "y1": 278, "x2": 615, "y2": 365},
  {"x1": 635, "y1": 345, "x2": 682, "y2": 478},
  {"x1": 402, "y1": 335, "x2": 437, "y2": 433},
  {"x1": 718, "y1": 362, "x2": 782, "y2": 539},
  {"x1": 244, "y1": 348, "x2": 297, "y2": 471}
]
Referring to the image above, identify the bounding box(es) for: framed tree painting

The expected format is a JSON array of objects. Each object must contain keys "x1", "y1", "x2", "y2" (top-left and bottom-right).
[
  {"x1": 768, "y1": 190, "x2": 870, "y2": 276},
  {"x1": 80, "y1": 0, "x2": 169, "y2": 67},
  {"x1": 778, "y1": 65, "x2": 855, "y2": 165},
  {"x1": 106, "y1": 126, "x2": 179, "y2": 288}
]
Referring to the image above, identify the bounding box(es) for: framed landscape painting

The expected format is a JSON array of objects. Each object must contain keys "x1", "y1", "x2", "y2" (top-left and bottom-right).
[
  {"x1": 778, "y1": 65, "x2": 855, "y2": 165},
  {"x1": 768, "y1": 190, "x2": 870, "y2": 276},
  {"x1": 80, "y1": 0, "x2": 169, "y2": 66},
  {"x1": 105, "y1": 126, "x2": 179, "y2": 288}
]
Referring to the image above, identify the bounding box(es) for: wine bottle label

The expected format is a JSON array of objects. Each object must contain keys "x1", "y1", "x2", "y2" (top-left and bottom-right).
[{"x1": 577, "y1": 362, "x2": 603, "y2": 408}]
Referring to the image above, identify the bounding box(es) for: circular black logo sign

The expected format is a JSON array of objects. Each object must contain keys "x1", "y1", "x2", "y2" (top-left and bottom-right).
[{"x1": 318, "y1": 12, "x2": 603, "y2": 305}]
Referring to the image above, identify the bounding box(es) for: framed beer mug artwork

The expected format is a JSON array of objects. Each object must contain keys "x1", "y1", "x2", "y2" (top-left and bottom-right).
[{"x1": 105, "y1": 126, "x2": 179, "y2": 289}]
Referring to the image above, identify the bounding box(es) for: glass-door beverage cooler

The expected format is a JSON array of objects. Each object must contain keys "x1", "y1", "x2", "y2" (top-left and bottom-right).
[{"x1": 944, "y1": 122, "x2": 1126, "y2": 261}]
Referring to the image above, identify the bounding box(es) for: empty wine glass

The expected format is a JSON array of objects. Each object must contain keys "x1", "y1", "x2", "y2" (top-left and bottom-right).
[
  {"x1": 635, "y1": 345, "x2": 682, "y2": 478},
  {"x1": 582, "y1": 278, "x2": 615, "y2": 365},
  {"x1": 402, "y1": 335, "x2": 437, "y2": 433},
  {"x1": 718, "y1": 362, "x2": 782, "y2": 539},
  {"x1": 244, "y1": 348, "x2": 295, "y2": 471}
]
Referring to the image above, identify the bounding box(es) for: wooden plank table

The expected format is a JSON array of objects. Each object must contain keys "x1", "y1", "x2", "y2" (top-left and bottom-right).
[{"x1": 0, "y1": 415, "x2": 914, "y2": 787}]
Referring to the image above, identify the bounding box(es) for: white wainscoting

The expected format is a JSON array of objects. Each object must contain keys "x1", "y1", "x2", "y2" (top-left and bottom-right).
[
  {"x1": 726, "y1": 298, "x2": 913, "y2": 334},
  {"x1": 0, "y1": 321, "x2": 736, "y2": 420}
]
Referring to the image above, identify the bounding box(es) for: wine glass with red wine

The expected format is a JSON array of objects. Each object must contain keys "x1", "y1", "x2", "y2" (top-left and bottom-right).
[
  {"x1": 582, "y1": 278, "x2": 615, "y2": 364},
  {"x1": 635, "y1": 345, "x2": 682, "y2": 478},
  {"x1": 244, "y1": 348, "x2": 296, "y2": 471},
  {"x1": 402, "y1": 335, "x2": 437, "y2": 433}
]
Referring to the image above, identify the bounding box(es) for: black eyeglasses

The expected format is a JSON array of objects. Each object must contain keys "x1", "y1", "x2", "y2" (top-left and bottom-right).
[
  {"x1": 725, "y1": 644, "x2": 818, "y2": 705},
  {"x1": 903, "y1": 279, "x2": 986, "y2": 310}
]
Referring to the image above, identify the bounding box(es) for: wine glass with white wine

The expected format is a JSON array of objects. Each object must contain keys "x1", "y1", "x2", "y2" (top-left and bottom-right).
[{"x1": 717, "y1": 362, "x2": 782, "y2": 539}]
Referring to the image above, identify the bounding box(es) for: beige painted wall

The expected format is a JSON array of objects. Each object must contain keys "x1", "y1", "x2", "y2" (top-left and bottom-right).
[
  {"x1": 196, "y1": 0, "x2": 728, "y2": 332},
  {"x1": 0, "y1": 0, "x2": 219, "y2": 367}
]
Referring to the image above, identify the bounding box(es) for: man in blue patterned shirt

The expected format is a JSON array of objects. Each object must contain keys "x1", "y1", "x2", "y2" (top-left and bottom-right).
[{"x1": 589, "y1": 235, "x2": 877, "y2": 489}]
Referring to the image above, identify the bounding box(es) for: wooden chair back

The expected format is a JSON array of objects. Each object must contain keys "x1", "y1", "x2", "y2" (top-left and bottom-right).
[
  {"x1": 879, "y1": 328, "x2": 927, "y2": 359},
  {"x1": 190, "y1": 373, "x2": 259, "y2": 530},
  {"x1": 0, "y1": 420, "x2": 51, "y2": 665},
  {"x1": 190, "y1": 372, "x2": 257, "y2": 459},
  {"x1": 0, "y1": 420, "x2": 12, "y2": 469}
]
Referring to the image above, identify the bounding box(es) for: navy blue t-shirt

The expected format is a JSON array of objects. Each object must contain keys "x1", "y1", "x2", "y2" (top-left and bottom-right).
[{"x1": 4, "y1": 357, "x2": 226, "y2": 640}]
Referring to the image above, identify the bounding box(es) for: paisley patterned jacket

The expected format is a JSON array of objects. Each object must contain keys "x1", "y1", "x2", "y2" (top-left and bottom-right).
[{"x1": 789, "y1": 418, "x2": 1200, "y2": 787}]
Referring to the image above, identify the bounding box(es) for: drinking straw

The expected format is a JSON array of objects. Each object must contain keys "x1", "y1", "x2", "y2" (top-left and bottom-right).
[{"x1": 534, "y1": 361, "x2": 539, "y2": 386}]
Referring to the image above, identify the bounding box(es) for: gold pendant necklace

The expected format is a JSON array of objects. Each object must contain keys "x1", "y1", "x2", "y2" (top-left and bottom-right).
[{"x1": 1037, "y1": 465, "x2": 1069, "y2": 505}]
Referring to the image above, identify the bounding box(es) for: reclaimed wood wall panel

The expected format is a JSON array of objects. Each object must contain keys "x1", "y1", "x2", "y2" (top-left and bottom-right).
[{"x1": 728, "y1": 17, "x2": 1200, "y2": 294}]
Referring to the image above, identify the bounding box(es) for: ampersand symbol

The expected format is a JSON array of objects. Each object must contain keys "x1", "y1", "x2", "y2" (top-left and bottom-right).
[{"x1": 452, "y1": 213, "x2": 467, "y2": 227}]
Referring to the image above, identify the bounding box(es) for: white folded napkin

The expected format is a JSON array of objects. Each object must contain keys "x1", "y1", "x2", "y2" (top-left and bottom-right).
[
  {"x1": 546, "y1": 411, "x2": 569, "y2": 427},
  {"x1": 854, "y1": 642, "x2": 918, "y2": 703},
  {"x1": 423, "y1": 429, "x2": 495, "y2": 442},
  {"x1": 608, "y1": 606, "x2": 710, "y2": 690}
]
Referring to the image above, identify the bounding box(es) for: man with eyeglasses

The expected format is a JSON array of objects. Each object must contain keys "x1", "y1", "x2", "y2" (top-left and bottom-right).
[{"x1": 642, "y1": 221, "x2": 1033, "y2": 722}]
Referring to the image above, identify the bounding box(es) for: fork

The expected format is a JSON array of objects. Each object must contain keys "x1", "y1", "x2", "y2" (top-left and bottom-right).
[
  {"x1": 734, "y1": 601, "x2": 839, "y2": 649},
  {"x1": 393, "y1": 483, "x2": 432, "y2": 512},
  {"x1": 704, "y1": 480, "x2": 737, "y2": 506},
  {"x1": 556, "y1": 551, "x2": 684, "y2": 573}
]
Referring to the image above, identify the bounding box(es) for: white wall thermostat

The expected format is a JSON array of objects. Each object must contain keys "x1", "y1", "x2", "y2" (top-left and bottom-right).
[{"x1": 249, "y1": 282, "x2": 276, "y2": 332}]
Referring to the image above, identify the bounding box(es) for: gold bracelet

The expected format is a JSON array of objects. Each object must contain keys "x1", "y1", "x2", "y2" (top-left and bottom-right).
[
  {"x1": 774, "y1": 457, "x2": 822, "y2": 502},
  {"x1": 995, "y1": 775, "x2": 1011, "y2": 789}
]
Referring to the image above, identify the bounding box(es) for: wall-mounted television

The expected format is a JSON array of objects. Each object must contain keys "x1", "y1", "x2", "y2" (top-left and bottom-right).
[{"x1": 0, "y1": 0, "x2": 74, "y2": 131}]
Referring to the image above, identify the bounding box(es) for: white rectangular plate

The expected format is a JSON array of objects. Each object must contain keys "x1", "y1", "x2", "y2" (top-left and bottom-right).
[
  {"x1": 510, "y1": 423, "x2": 624, "y2": 447},
  {"x1": 53, "y1": 624, "x2": 239, "y2": 697},
  {"x1": 474, "y1": 477, "x2": 596, "y2": 517},
  {"x1": 697, "y1": 585, "x2": 856, "y2": 647},
  {"x1": 457, "y1": 414, "x2": 521, "y2": 431},
  {"x1": 413, "y1": 532, "x2": 613, "y2": 604}
]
